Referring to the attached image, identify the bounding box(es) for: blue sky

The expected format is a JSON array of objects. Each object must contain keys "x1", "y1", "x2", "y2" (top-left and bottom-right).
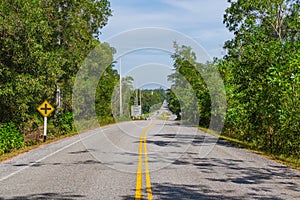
[{"x1": 99, "y1": 0, "x2": 233, "y2": 89}]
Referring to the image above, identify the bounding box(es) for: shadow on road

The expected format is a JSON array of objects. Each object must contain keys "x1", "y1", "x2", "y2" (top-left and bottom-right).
[
  {"x1": 170, "y1": 155, "x2": 300, "y2": 198},
  {"x1": 120, "y1": 182, "x2": 283, "y2": 200},
  {"x1": 0, "y1": 192, "x2": 85, "y2": 200},
  {"x1": 11, "y1": 159, "x2": 102, "y2": 168}
]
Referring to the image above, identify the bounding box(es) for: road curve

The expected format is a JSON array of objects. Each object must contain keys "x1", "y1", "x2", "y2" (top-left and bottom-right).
[{"x1": 0, "y1": 120, "x2": 299, "y2": 199}]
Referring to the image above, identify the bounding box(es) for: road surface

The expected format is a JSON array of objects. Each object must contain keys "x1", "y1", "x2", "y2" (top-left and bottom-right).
[{"x1": 0, "y1": 118, "x2": 299, "y2": 199}]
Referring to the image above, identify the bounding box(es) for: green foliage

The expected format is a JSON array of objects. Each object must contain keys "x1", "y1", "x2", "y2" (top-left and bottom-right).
[
  {"x1": 167, "y1": 44, "x2": 200, "y2": 125},
  {"x1": 96, "y1": 69, "x2": 118, "y2": 117},
  {"x1": 111, "y1": 76, "x2": 134, "y2": 119},
  {"x1": 139, "y1": 88, "x2": 166, "y2": 114},
  {"x1": 221, "y1": 0, "x2": 300, "y2": 158},
  {"x1": 54, "y1": 110, "x2": 74, "y2": 133},
  {"x1": 0, "y1": 0, "x2": 113, "y2": 150},
  {"x1": 156, "y1": 111, "x2": 171, "y2": 120},
  {"x1": 95, "y1": 60, "x2": 119, "y2": 125},
  {"x1": 167, "y1": 0, "x2": 299, "y2": 160},
  {"x1": 0, "y1": 0, "x2": 112, "y2": 123},
  {"x1": 166, "y1": 89, "x2": 181, "y2": 119},
  {"x1": 0, "y1": 122, "x2": 25, "y2": 155},
  {"x1": 167, "y1": 43, "x2": 223, "y2": 127}
]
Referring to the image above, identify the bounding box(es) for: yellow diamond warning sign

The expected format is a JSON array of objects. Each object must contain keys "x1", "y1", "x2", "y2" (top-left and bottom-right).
[{"x1": 37, "y1": 100, "x2": 55, "y2": 117}]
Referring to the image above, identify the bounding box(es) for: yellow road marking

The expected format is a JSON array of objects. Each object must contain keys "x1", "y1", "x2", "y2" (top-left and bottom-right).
[
  {"x1": 135, "y1": 122, "x2": 155, "y2": 200},
  {"x1": 135, "y1": 137, "x2": 143, "y2": 199},
  {"x1": 144, "y1": 136, "x2": 152, "y2": 200}
]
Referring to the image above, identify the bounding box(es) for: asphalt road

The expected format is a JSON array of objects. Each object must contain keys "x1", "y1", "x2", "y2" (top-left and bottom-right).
[{"x1": 0, "y1": 117, "x2": 300, "y2": 199}]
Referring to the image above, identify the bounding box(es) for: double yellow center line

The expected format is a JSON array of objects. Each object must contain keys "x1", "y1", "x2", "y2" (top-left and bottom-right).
[{"x1": 135, "y1": 122, "x2": 155, "y2": 200}]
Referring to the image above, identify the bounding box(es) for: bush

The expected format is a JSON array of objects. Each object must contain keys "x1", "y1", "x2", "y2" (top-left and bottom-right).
[
  {"x1": 98, "y1": 116, "x2": 115, "y2": 126},
  {"x1": 54, "y1": 110, "x2": 75, "y2": 134},
  {"x1": 0, "y1": 122, "x2": 25, "y2": 155}
]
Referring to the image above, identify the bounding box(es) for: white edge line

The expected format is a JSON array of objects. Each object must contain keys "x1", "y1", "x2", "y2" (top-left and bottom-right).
[{"x1": 0, "y1": 131, "x2": 98, "y2": 182}]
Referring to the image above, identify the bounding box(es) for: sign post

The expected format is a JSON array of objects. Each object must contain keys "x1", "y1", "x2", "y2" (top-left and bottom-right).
[
  {"x1": 37, "y1": 100, "x2": 54, "y2": 142},
  {"x1": 43, "y1": 116, "x2": 47, "y2": 142}
]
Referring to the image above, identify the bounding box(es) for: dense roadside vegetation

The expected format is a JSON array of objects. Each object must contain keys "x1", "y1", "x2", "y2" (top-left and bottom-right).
[
  {"x1": 222, "y1": 0, "x2": 299, "y2": 159},
  {"x1": 168, "y1": 0, "x2": 299, "y2": 163},
  {"x1": 138, "y1": 88, "x2": 166, "y2": 114},
  {"x1": 0, "y1": 0, "x2": 114, "y2": 155}
]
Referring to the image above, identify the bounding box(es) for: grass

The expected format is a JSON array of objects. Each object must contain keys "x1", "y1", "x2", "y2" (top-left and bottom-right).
[
  {"x1": 199, "y1": 127, "x2": 300, "y2": 171},
  {"x1": 0, "y1": 131, "x2": 78, "y2": 162},
  {"x1": 0, "y1": 118, "x2": 117, "y2": 163},
  {"x1": 156, "y1": 111, "x2": 171, "y2": 120}
]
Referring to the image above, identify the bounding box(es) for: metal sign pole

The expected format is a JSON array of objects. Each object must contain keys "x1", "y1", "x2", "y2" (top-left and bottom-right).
[
  {"x1": 43, "y1": 116, "x2": 47, "y2": 142},
  {"x1": 119, "y1": 58, "x2": 123, "y2": 116}
]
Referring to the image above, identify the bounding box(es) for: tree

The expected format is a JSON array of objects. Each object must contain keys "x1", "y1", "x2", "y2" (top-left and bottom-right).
[
  {"x1": 138, "y1": 88, "x2": 166, "y2": 114},
  {"x1": 168, "y1": 43, "x2": 214, "y2": 126},
  {"x1": 222, "y1": 0, "x2": 299, "y2": 156},
  {"x1": 111, "y1": 76, "x2": 135, "y2": 119},
  {"x1": 0, "y1": 0, "x2": 113, "y2": 145}
]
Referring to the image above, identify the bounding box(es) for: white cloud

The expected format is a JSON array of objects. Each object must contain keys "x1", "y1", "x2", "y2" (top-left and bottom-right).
[
  {"x1": 160, "y1": 0, "x2": 230, "y2": 22},
  {"x1": 100, "y1": 0, "x2": 233, "y2": 59},
  {"x1": 103, "y1": 1, "x2": 229, "y2": 31},
  {"x1": 162, "y1": 0, "x2": 217, "y2": 13},
  {"x1": 97, "y1": 1, "x2": 234, "y2": 89}
]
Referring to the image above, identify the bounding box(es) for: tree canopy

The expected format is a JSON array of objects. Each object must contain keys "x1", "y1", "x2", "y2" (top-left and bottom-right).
[
  {"x1": 167, "y1": 0, "x2": 299, "y2": 160},
  {"x1": 0, "y1": 0, "x2": 114, "y2": 152}
]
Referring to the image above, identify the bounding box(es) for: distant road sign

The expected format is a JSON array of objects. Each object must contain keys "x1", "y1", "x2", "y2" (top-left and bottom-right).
[
  {"x1": 37, "y1": 100, "x2": 55, "y2": 117},
  {"x1": 131, "y1": 105, "x2": 141, "y2": 118}
]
